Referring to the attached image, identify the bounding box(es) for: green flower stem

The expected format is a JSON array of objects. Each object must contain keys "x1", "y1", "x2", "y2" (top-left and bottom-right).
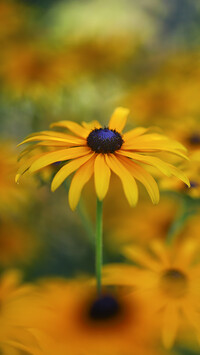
[{"x1": 96, "y1": 198, "x2": 103, "y2": 294}]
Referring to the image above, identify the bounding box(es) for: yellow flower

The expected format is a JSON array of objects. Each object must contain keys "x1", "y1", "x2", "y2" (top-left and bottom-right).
[
  {"x1": 16, "y1": 107, "x2": 190, "y2": 210},
  {"x1": 125, "y1": 52, "x2": 200, "y2": 124},
  {"x1": 0, "y1": 141, "x2": 35, "y2": 216},
  {"x1": 104, "y1": 197, "x2": 178, "y2": 251},
  {"x1": 103, "y1": 239, "x2": 200, "y2": 349},
  {"x1": 19, "y1": 278, "x2": 159, "y2": 355},
  {"x1": 1, "y1": 43, "x2": 67, "y2": 99},
  {"x1": 0, "y1": 270, "x2": 38, "y2": 354}
]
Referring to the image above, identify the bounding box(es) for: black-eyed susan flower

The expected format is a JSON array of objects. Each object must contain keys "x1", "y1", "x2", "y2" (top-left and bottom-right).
[
  {"x1": 16, "y1": 107, "x2": 190, "y2": 211},
  {"x1": 18, "y1": 278, "x2": 159, "y2": 355},
  {"x1": 103, "y1": 238, "x2": 200, "y2": 349}
]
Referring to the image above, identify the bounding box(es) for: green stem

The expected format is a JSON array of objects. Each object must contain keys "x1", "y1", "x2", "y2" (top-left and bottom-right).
[{"x1": 96, "y1": 198, "x2": 103, "y2": 294}]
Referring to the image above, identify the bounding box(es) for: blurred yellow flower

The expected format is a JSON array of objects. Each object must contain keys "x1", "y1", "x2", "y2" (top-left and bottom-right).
[
  {"x1": 0, "y1": 269, "x2": 37, "y2": 354},
  {"x1": 20, "y1": 278, "x2": 158, "y2": 355},
  {"x1": 105, "y1": 197, "x2": 178, "y2": 250},
  {"x1": 125, "y1": 52, "x2": 200, "y2": 125},
  {"x1": 16, "y1": 107, "x2": 189, "y2": 210},
  {"x1": 104, "y1": 239, "x2": 200, "y2": 349},
  {"x1": 0, "y1": 43, "x2": 67, "y2": 99},
  {"x1": 0, "y1": 141, "x2": 35, "y2": 216}
]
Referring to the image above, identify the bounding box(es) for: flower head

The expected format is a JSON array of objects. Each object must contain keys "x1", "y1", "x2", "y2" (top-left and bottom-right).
[
  {"x1": 19, "y1": 278, "x2": 159, "y2": 355},
  {"x1": 103, "y1": 238, "x2": 200, "y2": 349},
  {"x1": 16, "y1": 107, "x2": 190, "y2": 210}
]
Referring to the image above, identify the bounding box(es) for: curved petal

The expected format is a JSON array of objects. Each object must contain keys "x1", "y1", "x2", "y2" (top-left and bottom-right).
[
  {"x1": 123, "y1": 127, "x2": 148, "y2": 143},
  {"x1": 51, "y1": 153, "x2": 94, "y2": 192},
  {"x1": 18, "y1": 134, "x2": 85, "y2": 147},
  {"x1": 15, "y1": 154, "x2": 44, "y2": 182},
  {"x1": 122, "y1": 135, "x2": 188, "y2": 159},
  {"x1": 182, "y1": 301, "x2": 200, "y2": 329},
  {"x1": 94, "y1": 154, "x2": 111, "y2": 200},
  {"x1": 29, "y1": 147, "x2": 91, "y2": 173},
  {"x1": 118, "y1": 151, "x2": 190, "y2": 186},
  {"x1": 27, "y1": 130, "x2": 85, "y2": 140},
  {"x1": 50, "y1": 121, "x2": 90, "y2": 138},
  {"x1": 123, "y1": 246, "x2": 161, "y2": 272},
  {"x1": 172, "y1": 239, "x2": 198, "y2": 269},
  {"x1": 108, "y1": 107, "x2": 130, "y2": 133},
  {"x1": 149, "y1": 240, "x2": 170, "y2": 268},
  {"x1": 105, "y1": 154, "x2": 138, "y2": 206},
  {"x1": 68, "y1": 156, "x2": 95, "y2": 210},
  {"x1": 116, "y1": 154, "x2": 160, "y2": 204},
  {"x1": 162, "y1": 303, "x2": 179, "y2": 349}
]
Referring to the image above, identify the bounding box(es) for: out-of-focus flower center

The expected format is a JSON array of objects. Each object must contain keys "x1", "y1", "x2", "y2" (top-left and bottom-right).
[
  {"x1": 189, "y1": 181, "x2": 198, "y2": 188},
  {"x1": 87, "y1": 127, "x2": 124, "y2": 153},
  {"x1": 88, "y1": 294, "x2": 121, "y2": 321},
  {"x1": 160, "y1": 268, "x2": 188, "y2": 298},
  {"x1": 189, "y1": 134, "x2": 200, "y2": 145}
]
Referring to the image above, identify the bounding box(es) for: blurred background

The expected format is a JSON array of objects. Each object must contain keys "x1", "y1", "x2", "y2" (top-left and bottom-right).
[{"x1": 0, "y1": 0, "x2": 200, "y2": 287}]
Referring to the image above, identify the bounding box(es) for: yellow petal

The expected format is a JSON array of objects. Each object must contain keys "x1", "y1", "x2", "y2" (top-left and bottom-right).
[
  {"x1": 163, "y1": 164, "x2": 190, "y2": 187},
  {"x1": 15, "y1": 154, "x2": 43, "y2": 182},
  {"x1": 108, "y1": 107, "x2": 130, "y2": 132},
  {"x1": 173, "y1": 238, "x2": 198, "y2": 269},
  {"x1": 123, "y1": 127, "x2": 148, "y2": 143},
  {"x1": 29, "y1": 147, "x2": 91, "y2": 173},
  {"x1": 50, "y1": 121, "x2": 89, "y2": 138},
  {"x1": 182, "y1": 301, "x2": 200, "y2": 329},
  {"x1": 18, "y1": 134, "x2": 85, "y2": 147},
  {"x1": 105, "y1": 154, "x2": 138, "y2": 206},
  {"x1": 122, "y1": 136, "x2": 188, "y2": 159},
  {"x1": 68, "y1": 156, "x2": 95, "y2": 210},
  {"x1": 123, "y1": 246, "x2": 161, "y2": 272},
  {"x1": 94, "y1": 154, "x2": 111, "y2": 200},
  {"x1": 51, "y1": 153, "x2": 94, "y2": 192},
  {"x1": 82, "y1": 120, "x2": 102, "y2": 130},
  {"x1": 118, "y1": 151, "x2": 190, "y2": 186},
  {"x1": 162, "y1": 303, "x2": 179, "y2": 349},
  {"x1": 149, "y1": 240, "x2": 170, "y2": 268},
  {"x1": 118, "y1": 151, "x2": 172, "y2": 176},
  {"x1": 116, "y1": 154, "x2": 160, "y2": 204},
  {"x1": 103, "y1": 264, "x2": 141, "y2": 286}
]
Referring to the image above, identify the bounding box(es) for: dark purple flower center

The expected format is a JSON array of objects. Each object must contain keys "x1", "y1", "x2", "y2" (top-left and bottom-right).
[
  {"x1": 87, "y1": 127, "x2": 123, "y2": 153},
  {"x1": 189, "y1": 134, "x2": 200, "y2": 145},
  {"x1": 190, "y1": 181, "x2": 198, "y2": 188},
  {"x1": 88, "y1": 294, "x2": 121, "y2": 321}
]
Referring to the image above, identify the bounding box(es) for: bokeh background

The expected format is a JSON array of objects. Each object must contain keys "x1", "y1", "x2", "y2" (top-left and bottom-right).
[{"x1": 1, "y1": 2, "x2": 200, "y2": 353}]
